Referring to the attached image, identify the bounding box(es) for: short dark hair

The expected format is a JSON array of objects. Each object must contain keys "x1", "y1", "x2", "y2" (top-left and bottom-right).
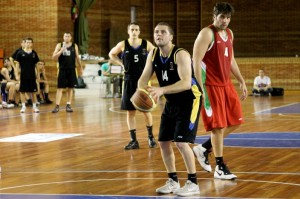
[
  {"x1": 156, "y1": 22, "x2": 174, "y2": 36},
  {"x1": 24, "y1": 37, "x2": 33, "y2": 42},
  {"x1": 213, "y1": 2, "x2": 234, "y2": 17},
  {"x1": 127, "y1": 22, "x2": 140, "y2": 29},
  {"x1": 64, "y1": 32, "x2": 72, "y2": 36}
]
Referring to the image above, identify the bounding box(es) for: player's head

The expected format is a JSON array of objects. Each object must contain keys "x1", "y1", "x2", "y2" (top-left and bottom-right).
[
  {"x1": 212, "y1": 2, "x2": 234, "y2": 30},
  {"x1": 154, "y1": 22, "x2": 174, "y2": 47},
  {"x1": 24, "y1": 37, "x2": 33, "y2": 49},
  {"x1": 127, "y1": 22, "x2": 140, "y2": 39},
  {"x1": 63, "y1": 32, "x2": 72, "y2": 43}
]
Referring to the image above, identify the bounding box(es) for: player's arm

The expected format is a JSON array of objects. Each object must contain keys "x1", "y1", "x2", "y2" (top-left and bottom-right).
[
  {"x1": 1, "y1": 68, "x2": 11, "y2": 82},
  {"x1": 108, "y1": 41, "x2": 124, "y2": 68},
  {"x1": 163, "y1": 50, "x2": 192, "y2": 93},
  {"x1": 147, "y1": 50, "x2": 192, "y2": 102},
  {"x1": 147, "y1": 41, "x2": 155, "y2": 52},
  {"x1": 138, "y1": 49, "x2": 154, "y2": 90},
  {"x1": 74, "y1": 44, "x2": 83, "y2": 76},
  {"x1": 52, "y1": 43, "x2": 65, "y2": 61},
  {"x1": 192, "y1": 27, "x2": 213, "y2": 92}
]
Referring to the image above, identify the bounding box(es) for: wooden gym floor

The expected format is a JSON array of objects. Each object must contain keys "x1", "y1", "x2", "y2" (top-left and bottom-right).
[{"x1": 0, "y1": 90, "x2": 299, "y2": 199}]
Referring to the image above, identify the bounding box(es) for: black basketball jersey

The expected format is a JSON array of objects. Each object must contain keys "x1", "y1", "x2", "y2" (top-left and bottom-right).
[
  {"x1": 58, "y1": 43, "x2": 76, "y2": 69},
  {"x1": 122, "y1": 39, "x2": 148, "y2": 80},
  {"x1": 152, "y1": 45, "x2": 199, "y2": 104},
  {"x1": 15, "y1": 49, "x2": 39, "y2": 79},
  {"x1": 8, "y1": 67, "x2": 15, "y2": 80}
]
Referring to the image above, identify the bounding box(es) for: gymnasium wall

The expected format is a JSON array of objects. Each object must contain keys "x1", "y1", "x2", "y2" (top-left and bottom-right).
[{"x1": 0, "y1": 0, "x2": 299, "y2": 90}]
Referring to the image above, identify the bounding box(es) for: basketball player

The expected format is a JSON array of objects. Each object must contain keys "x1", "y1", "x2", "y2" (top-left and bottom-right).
[
  {"x1": 52, "y1": 32, "x2": 83, "y2": 113},
  {"x1": 109, "y1": 22, "x2": 157, "y2": 150},
  {"x1": 138, "y1": 22, "x2": 202, "y2": 197},
  {"x1": 192, "y1": 2, "x2": 247, "y2": 180},
  {"x1": 15, "y1": 37, "x2": 40, "y2": 113}
]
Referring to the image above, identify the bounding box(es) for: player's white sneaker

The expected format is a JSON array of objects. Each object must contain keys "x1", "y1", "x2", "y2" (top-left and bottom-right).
[
  {"x1": 193, "y1": 144, "x2": 212, "y2": 172},
  {"x1": 33, "y1": 107, "x2": 40, "y2": 113},
  {"x1": 214, "y1": 164, "x2": 237, "y2": 180},
  {"x1": 156, "y1": 178, "x2": 180, "y2": 194},
  {"x1": 20, "y1": 107, "x2": 26, "y2": 113},
  {"x1": 174, "y1": 180, "x2": 200, "y2": 197}
]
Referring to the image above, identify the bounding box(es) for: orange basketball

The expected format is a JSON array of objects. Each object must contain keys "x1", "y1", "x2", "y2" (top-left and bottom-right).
[{"x1": 130, "y1": 89, "x2": 157, "y2": 112}]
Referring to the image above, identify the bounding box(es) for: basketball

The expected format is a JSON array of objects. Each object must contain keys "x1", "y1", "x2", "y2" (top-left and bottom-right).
[{"x1": 130, "y1": 88, "x2": 157, "y2": 112}]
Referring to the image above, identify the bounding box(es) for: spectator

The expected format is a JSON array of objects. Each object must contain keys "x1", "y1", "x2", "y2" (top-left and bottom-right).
[
  {"x1": 36, "y1": 60, "x2": 53, "y2": 104},
  {"x1": 100, "y1": 61, "x2": 113, "y2": 98},
  {"x1": 0, "y1": 58, "x2": 17, "y2": 108},
  {"x1": 252, "y1": 69, "x2": 273, "y2": 96}
]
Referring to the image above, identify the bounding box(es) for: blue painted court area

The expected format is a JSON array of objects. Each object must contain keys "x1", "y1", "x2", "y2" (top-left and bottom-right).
[
  {"x1": 257, "y1": 102, "x2": 300, "y2": 114},
  {"x1": 0, "y1": 194, "x2": 242, "y2": 199},
  {"x1": 195, "y1": 132, "x2": 300, "y2": 148}
]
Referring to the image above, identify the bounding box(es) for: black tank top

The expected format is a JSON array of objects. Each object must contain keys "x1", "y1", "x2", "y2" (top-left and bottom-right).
[
  {"x1": 8, "y1": 67, "x2": 15, "y2": 80},
  {"x1": 152, "y1": 45, "x2": 198, "y2": 104},
  {"x1": 122, "y1": 39, "x2": 148, "y2": 80},
  {"x1": 58, "y1": 43, "x2": 76, "y2": 69}
]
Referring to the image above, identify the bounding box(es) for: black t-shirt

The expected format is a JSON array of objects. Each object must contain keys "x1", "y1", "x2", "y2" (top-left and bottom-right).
[{"x1": 15, "y1": 49, "x2": 39, "y2": 79}]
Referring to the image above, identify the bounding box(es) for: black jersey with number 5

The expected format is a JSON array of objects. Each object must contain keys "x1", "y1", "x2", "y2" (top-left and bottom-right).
[{"x1": 122, "y1": 39, "x2": 148, "y2": 81}]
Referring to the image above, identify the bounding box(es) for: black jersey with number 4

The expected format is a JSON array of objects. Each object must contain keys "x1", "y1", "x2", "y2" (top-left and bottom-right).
[
  {"x1": 152, "y1": 46, "x2": 198, "y2": 105},
  {"x1": 122, "y1": 39, "x2": 148, "y2": 81}
]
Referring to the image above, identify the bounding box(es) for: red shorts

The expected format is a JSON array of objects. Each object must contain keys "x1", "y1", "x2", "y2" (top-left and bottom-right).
[{"x1": 201, "y1": 84, "x2": 244, "y2": 131}]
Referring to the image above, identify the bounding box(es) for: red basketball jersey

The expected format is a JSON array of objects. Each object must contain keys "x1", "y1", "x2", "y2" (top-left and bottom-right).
[{"x1": 202, "y1": 25, "x2": 233, "y2": 86}]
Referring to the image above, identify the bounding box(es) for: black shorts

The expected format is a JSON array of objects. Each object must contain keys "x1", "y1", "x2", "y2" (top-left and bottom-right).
[
  {"x1": 121, "y1": 79, "x2": 137, "y2": 110},
  {"x1": 158, "y1": 100, "x2": 201, "y2": 143},
  {"x1": 57, "y1": 68, "x2": 78, "y2": 88},
  {"x1": 39, "y1": 82, "x2": 45, "y2": 90},
  {"x1": 20, "y1": 79, "x2": 38, "y2": 92}
]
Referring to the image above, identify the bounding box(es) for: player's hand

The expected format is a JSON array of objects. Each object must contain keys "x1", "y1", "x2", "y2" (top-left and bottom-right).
[
  {"x1": 146, "y1": 86, "x2": 162, "y2": 103},
  {"x1": 240, "y1": 83, "x2": 248, "y2": 101}
]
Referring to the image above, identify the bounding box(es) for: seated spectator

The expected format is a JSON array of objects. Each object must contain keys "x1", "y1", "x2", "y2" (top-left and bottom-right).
[
  {"x1": 252, "y1": 69, "x2": 273, "y2": 96},
  {"x1": 0, "y1": 58, "x2": 19, "y2": 108},
  {"x1": 36, "y1": 61, "x2": 53, "y2": 104},
  {"x1": 100, "y1": 61, "x2": 113, "y2": 98}
]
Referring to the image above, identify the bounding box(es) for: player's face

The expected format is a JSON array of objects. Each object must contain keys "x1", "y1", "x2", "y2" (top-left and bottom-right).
[
  {"x1": 63, "y1": 33, "x2": 72, "y2": 43},
  {"x1": 127, "y1": 25, "x2": 140, "y2": 39},
  {"x1": 153, "y1": 25, "x2": 173, "y2": 47},
  {"x1": 25, "y1": 40, "x2": 33, "y2": 49},
  {"x1": 213, "y1": 13, "x2": 231, "y2": 30}
]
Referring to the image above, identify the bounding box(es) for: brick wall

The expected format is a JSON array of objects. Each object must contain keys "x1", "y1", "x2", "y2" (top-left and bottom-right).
[{"x1": 0, "y1": 0, "x2": 299, "y2": 91}]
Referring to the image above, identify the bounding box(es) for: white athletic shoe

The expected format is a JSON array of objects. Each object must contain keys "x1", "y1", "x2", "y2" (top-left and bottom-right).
[
  {"x1": 33, "y1": 107, "x2": 40, "y2": 113},
  {"x1": 2, "y1": 102, "x2": 14, "y2": 109},
  {"x1": 214, "y1": 164, "x2": 237, "y2": 180},
  {"x1": 174, "y1": 180, "x2": 200, "y2": 197},
  {"x1": 156, "y1": 178, "x2": 180, "y2": 194},
  {"x1": 193, "y1": 144, "x2": 212, "y2": 172},
  {"x1": 20, "y1": 107, "x2": 26, "y2": 113}
]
